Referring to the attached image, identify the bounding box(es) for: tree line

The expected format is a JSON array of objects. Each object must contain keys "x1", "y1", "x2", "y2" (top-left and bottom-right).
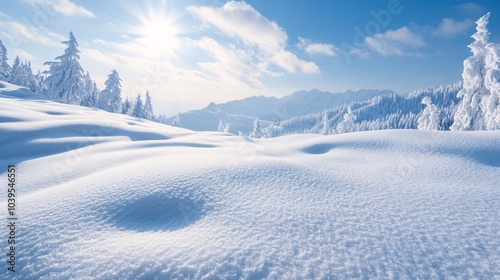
[{"x1": 0, "y1": 32, "x2": 155, "y2": 121}]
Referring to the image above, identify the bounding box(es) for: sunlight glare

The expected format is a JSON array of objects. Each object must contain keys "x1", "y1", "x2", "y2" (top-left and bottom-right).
[{"x1": 132, "y1": 2, "x2": 183, "y2": 59}]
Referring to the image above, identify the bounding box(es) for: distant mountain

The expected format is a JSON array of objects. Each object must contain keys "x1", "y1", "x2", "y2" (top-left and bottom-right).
[
  {"x1": 162, "y1": 89, "x2": 396, "y2": 134},
  {"x1": 273, "y1": 83, "x2": 462, "y2": 137}
]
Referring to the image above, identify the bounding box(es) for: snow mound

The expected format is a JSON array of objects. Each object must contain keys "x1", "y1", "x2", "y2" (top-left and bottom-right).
[{"x1": 0, "y1": 82, "x2": 498, "y2": 279}]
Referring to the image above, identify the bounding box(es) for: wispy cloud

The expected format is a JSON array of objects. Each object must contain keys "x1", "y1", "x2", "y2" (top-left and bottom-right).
[
  {"x1": 188, "y1": 1, "x2": 319, "y2": 76},
  {"x1": 82, "y1": 43, "x2": 215, "y2": 92},
  {"x1": 433, "y1": 18, "x2": 473, "y2": 38},
  {"x1": 271, "y1": 49, "x2": 320, "y2": 74},
  {"x1": 188, "y1": 1, "x2": 286, "y2": 54},
  {"x1": 13, "y1": 49, "x2": 35, "y2": 60},
  {"x1": 0, "y1": 20, "x2": 63, "y2": 46},
  {"x1": 21, "y1": 0, "x2": 95, "y2": 17},
  {"x1": 454, "y1": 2, "x2": 485, "y2": 15},
  {"x1": 82, "y1": 48, "x2": 131, "y2": 67},
  {"x1": 192, "y1": 37, "x2": 264, "y2": 88},
  {"x1": 297, "y1": 37, "x2": 339, "y2": 57},
  {"x1": 365, "y1": 27, "x2": 425, "y2": 56}
]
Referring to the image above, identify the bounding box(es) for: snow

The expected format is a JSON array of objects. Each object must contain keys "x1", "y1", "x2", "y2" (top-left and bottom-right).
[
  {"x1": 452, "y1": 13, "x2": 500, "y2": 131},
  {"x1": 1, "y1": 82, "x2": 499, "y2": 279}
]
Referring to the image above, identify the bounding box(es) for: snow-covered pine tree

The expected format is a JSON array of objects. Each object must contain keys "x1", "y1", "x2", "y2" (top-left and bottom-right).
[
  {"x1": 99, "y1": 70, "x2": 122, "y2": 113},
  {"x1": 320, "y1": 110, "x2": 330, "y2": 135},
  {"x1": 122, "y1": 96, "x2": 132, "y2": 115},
  {"x1": 81, "y1": 71, "x2": 94, "y2": 107},
  {"x1": 417, "y1": 96, "x2": 440, "y2": 130},
  {"x1": 250, "y1": 118, "x2": 263, "y2": 138},
  {"x1": 144, "y1": 90, "x2": 154, "y2": 120},
  {"x1": 482, "y1": 41, "x2": 500, "y2": 129},
  {"x1": 336, "y1": 106, "x2": 357, "y2": 133},
  {"x1": 171, "y1": 113, "x2": 181, "y2": 127},
  {"x1": 219, "y1": 120, "x2": 231, "y2": 133},
  {"x1": 8, "y1": 56, "x2": 21, "y2": 85},
  {"x1": 451, "y1": 13, "x2": 491, "y2": 131},
  {"x1": 217, "y1": 119, "x2": 224, "y2": 132},
  {"x1": 34, "y1": 71, "x2": 45, "y2": 93},
  {"x1": 8, "y1": 58, "x2": 38, "y2": 92},
  {"x1": 43, "y1": 31, "x2": 85, "y2": 105},
  {"x1": 0, "y1": 39, "x2": 10, "y2": 81},
  {"x1": 131, "y1": 94, "x2": 146, "y2": 118},
  {"x1": 89, "y1": 81, "x2": 100, "y2": 108},
  {"x1": 24, "y1": 61, "x2": 39, "y2": 92}
]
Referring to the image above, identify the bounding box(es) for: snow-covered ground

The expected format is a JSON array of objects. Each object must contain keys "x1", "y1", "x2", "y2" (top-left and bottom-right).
[{"x1": 1, "y1": 82, "x2": 499, "y2": 279}]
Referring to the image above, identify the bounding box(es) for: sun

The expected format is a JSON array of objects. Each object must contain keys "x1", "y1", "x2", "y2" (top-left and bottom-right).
[{"x1": 131, "y1": 2, "x2": 183, "y2": 59}]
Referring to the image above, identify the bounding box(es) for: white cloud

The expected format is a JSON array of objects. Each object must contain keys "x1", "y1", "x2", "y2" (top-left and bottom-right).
[
  {"x1": 13, "y1": 49, "x2": 35, "y2": 60},
  {"x1": 1, "y1": 20, "x2": 62, "y2": 46},
  {"x1": 298, "y1": 37, "x2": 339, "y2": 57},
  {"x1": 193, "y1": 37, "x2": 264, "y2": 88},
  {"x1": 365, "y1": 27, "x2": 425, "y2": 56},
  {"x1": 271, "y1": 50, "x2": 320, "y2": 74},
  {"x1": 455, "y1": 2, "x2": 485, "y2": 14},
  {"x1": 188, "y1": 1, "x2": 318, "y2": 75},
  {"x1": 433, "y1": 18, "x2": 473, "y2": 38},
  {"x1": 82, "y1": 44, "x2": 215, "y2": 96},
  {"x1": 21, "y1": 0, "x2": 95, "y2": 17},
  {"x1": 188, "y1": 1, "x2": 286, "y2": 54},
  {"x1": 82, "y1": 48, "x2": 128, "y2": 67}
]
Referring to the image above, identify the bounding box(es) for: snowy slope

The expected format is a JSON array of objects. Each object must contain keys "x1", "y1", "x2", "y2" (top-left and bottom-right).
[{"x1": 0, "y1": 82, "x2": 499, "y2": 279}]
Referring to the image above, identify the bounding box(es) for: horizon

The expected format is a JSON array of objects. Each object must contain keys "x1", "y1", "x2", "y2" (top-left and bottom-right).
[{"x1": 1, "y1": 0, "x2": 499, "y2": 116}]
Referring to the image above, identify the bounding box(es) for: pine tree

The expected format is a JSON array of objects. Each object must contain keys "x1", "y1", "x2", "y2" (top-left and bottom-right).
[
  {"x1": 218, "y1": 120, "x2": 231, "y2": 133},
  {"x1": 81, "y1": 71, "x2": 94, "y2": 107},
  {"x1": 131, "y1": 94, "x2": 146, "y2": 118},
  {"x1": 8, "y1": 58, "x2": 37, "y2": 92},
  {"x1": 8, "y1": 56, "x2": 21, "y2": 85},
  {"x1": 99, "y1": 70, "x2": 122, "y2": 113},
  {"x1": 417, "y1": 96, "x2": 440, "y2": 130},
  {"x1": 171, "y1": 113, "x2": 181, "y2": 127},
  {"x1": 34, "y1": 71, "x2": 45, "y2": 93},
  {"x1": 122, "y1": 96, "x2": 132, "y2": 115},
  {"x1": 451, "y1": 13, "x2": 491, "y2": 131},
  {"x1": 336, "y1": 107, "x2": 357, "y2": 133},
  {"x1": 320, "y1": 110, "x2": 330, "y2": 135},
  {"x1": 43, "y1": 31, "x2": 85, "y2": 105},
  {"x1": 89, "y1": 81, "x2": 100, "y2": 108},
  {"x1": 0, "y1": 39, "x2": 10, "y2": 81},
  {"x1": 24, "y1": 61, "x2": 38, "y2": 92},
  {"x1": 250, "y1": 118, "x2": 263, "y2": 138},
  {"x1": 482, "y1": 42, "x2": 500, "y2": 129},
  {"x1": 144, "y1": 90, "x2": 154, "y2": 120}
]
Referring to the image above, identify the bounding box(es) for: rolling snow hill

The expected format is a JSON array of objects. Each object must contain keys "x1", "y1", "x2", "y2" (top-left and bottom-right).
[
  {"x1": 0, "y1": 82, "x2": 499, "y2": 279},
  {"x1": 163, "y1": 89, "x2": 395, "y2": 134}
]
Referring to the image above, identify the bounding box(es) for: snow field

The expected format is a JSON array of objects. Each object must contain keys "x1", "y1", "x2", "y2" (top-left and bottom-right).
[{"x1": 0, "y1": 84, "x2": 498, "y2": 279}]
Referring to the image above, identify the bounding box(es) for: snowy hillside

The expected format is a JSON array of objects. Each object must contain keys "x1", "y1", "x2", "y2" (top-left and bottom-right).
[
  {"x1": 162, "y1": 89, "x2": 395, "y2": 134},
  {"x1": 1, "y1": 82, "x2": 499, "y2": 279}
]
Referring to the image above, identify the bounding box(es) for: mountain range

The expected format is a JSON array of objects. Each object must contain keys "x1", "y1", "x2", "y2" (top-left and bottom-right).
[{"x1": 162, "y1": 89, "x2": 396, "y2": 134}]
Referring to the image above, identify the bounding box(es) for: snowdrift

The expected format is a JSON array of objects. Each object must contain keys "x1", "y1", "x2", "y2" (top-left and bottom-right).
[{"x1": 0, "y1": 82, "x2": 498, "y2": 279}]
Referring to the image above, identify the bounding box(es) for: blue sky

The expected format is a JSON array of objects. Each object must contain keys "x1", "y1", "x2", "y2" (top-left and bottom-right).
[{"x1": 1, "y1": 0, "x2": 499, "y2": 116}]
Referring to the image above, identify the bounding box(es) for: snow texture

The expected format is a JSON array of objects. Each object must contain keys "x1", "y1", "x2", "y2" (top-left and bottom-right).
[{"x1": 1, "y1": 82, "x2": 499, "y2": 279}]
